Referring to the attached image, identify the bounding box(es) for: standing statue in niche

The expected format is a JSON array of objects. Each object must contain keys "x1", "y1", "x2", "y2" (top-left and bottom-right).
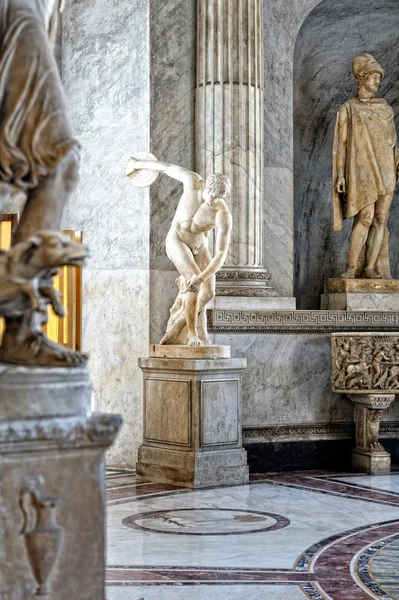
[
  {"x1": 0, "y1": 0, "x2": 88, "y2": 366},
  {"x1": 126, "y1": 154, "x2": 232, "y2": 346},
  {"x1": 333, "y1": 54, "x2": 399, "y2": 279}
]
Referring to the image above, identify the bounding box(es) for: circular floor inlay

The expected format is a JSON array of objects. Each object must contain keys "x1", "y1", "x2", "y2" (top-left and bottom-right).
[{"x1": 122, "y1": 508, "x2": 290, "y2": 536}]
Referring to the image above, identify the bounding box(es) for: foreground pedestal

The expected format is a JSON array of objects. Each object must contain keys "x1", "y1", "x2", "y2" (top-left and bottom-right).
[
  {"x1": 0, "y1": 364, "x2": 121, "y2": 600},
  {"x1": 349, "y1": 394, "x2": 395, "y2": 474},
  {"x1": 137, "y1": 346, "x2": 249, "y2": 488},
  {"x1": 322, "y1": 278, "x2": 399, "y2": 311}
]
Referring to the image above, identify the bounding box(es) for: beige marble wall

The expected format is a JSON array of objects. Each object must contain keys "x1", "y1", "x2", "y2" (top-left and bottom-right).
[{"x1": 61, "y1": 0, "x2": 150, "y2": 466}]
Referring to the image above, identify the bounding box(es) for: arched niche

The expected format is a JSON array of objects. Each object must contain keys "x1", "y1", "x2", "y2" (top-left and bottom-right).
[{"x1": 293, "y1": 0, "x2": 399, "y2": 309}]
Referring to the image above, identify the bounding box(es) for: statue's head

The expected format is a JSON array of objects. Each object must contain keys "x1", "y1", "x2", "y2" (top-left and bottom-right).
[
  {"x1": 352, "y1": 54, "x2": 384, "y2": 95},
  {"x1": 203, "y1": 173, "x2": 231, "y2": 206}
]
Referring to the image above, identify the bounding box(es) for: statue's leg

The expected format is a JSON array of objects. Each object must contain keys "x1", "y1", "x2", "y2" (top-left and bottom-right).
[
  {"x1": 365, "y1": 193, "x2": 393, "y2": 278},
  {"x1": 13, "y1": 147, "x2": 80, "y2": 243},
  {"x1": 164, "y1": 233, "x2": 202, "y2": 345},
  {"x1": 195, "y1": 247, "x2": 215, "y2": 344},
  {"x1": 342, "y1": 205, "x2": 374, "y2": 278}
]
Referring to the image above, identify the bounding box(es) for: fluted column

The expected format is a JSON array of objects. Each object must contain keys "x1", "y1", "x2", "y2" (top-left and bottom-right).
[{"x1": 196, "y1": 0, "x2": 276, "y2": 297}]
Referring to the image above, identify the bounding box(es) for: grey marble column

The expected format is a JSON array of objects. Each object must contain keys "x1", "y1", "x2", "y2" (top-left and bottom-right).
[{"x1": 196, "y1": 0, "x2": 275, "y2": 297}]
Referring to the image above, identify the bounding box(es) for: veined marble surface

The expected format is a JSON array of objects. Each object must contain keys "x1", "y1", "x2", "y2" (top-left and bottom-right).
[
  {"x1": 107, "y1": 481, "x2": 396, "y2": 569},
  {"x1": 82, "y1": 269, "x2": 149, "y2": 466},
  {"x1": 61, "y1": 0, "x2": 151, "y2": 467},
  {"x1": 106, "y1": 470, "x2": 399, "y2": 599},
  {"x1": 263, "y1": 167, "x2": 294, "y2": 297},
  {"x1": 149, "y1": 0, "x2": 196, "y2": 272},
  {"x1": 333, "y1": 475, "x2": 399, "y2": 494},
  {"x1": 106, "y1": 585, "x2": 307, "y2": 599},
  {"x1": 215, "y1": 332, "x2": 352, "y2": 426}
]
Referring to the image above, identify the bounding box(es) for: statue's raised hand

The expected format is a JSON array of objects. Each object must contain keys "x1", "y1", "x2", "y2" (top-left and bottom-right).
[{"x1": 185, "y1": 274, "x2": 204, "y2": 293}]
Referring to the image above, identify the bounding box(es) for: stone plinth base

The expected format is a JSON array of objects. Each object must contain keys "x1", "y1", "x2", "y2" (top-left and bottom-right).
[
  {"x1": 137, "y1": 348, "x2": 249, "y2": 488},
  {"x1": 149, "y1": 344, "x2": 231, "y2": 359},
  {"x1": 322, "y1": 278, "x2": 399, "y2": 311},
  {"x1": 352, "y1": 448, "x2": 391, "y2": 475},
  {"x1": 349, "y1": 393, "x2": 395, "y2": 475},
  {"x1": 0, "y1": 364, "x2": 121, "y2": 600}
]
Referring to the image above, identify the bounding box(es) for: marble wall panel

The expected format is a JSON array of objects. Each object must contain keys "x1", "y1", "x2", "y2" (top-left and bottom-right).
[
  {"x1": 61, "y1": 0, "x2": 151, "y2": 467},
  {"x1": 263, "y1": 0, "x2": 319, "y2": 168},
  {"x1": 215, "y1": 332, "x2": 354, "y2": 427},
  {"x1": 149, "y1": 0, "x2": 196, "y2": 270},
  {"x1": 263, "y1": 167, "x2": 294, "y2": 297},
  {"x1": 82, "y1": 269, "x2": 149, "y2": 467},
  {"x1": 294, "y1": 0, "x2": 399, "y2": 307},
  {"x1": 262, "y1": 0, "x2": 319, "y2": 295},
  {"x1": 61, "y1": 0, "x2": 150, "y2": 271}
]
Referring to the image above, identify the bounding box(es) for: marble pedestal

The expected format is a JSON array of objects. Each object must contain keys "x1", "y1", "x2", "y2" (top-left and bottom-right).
[
  {"x1": 322, "y1": 278, "x2": 399, "y2": 311},
  {"x1": 137, "y1": 346, "x2": 249, "y2": 489},
  {"x1": 0, "y1": 364, "x2": 121, "y2": 600},
  {"x1": 349, "y1": 394, "x2": 395, "y2": 475}
]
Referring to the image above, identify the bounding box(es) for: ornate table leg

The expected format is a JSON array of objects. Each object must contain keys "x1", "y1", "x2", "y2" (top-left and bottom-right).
[{"x1": 349, "y1": 394, "x2": 395, "y2": 475}]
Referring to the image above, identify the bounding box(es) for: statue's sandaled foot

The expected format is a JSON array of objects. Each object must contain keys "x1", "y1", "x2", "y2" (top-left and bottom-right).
[
  {"x1": 341, "y1": 267, "x2": 356, "y2": 279},
  {"x1": 188, "y1": 335, "x2": 204, "y2": 347},
  {"x1": 1, "y1": 331, "x2": 88, "y2": 367},
  {"x1": 364, "y1": 266, "x2": 381, "y2": 279}
]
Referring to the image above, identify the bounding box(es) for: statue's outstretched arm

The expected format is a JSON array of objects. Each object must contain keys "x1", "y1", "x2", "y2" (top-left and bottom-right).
[{"x1": 129, "y1": 158, "x2": 203, "y2": 186}]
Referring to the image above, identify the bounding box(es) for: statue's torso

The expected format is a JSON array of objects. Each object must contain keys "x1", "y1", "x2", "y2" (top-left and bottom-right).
[
  {"x1": 172, "y1": 184, "x2": 220, "y2": 247},
  {"x1": 346, "y1": 97, "x2": 397, "y2": 192}
]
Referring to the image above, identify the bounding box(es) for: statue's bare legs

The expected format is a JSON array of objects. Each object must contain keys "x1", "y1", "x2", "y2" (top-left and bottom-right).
[
  {"x1": 163, "y1": 234, "x2": 215, "y2": 346},
  {"x1": 1, "y1": 148, "x2": 88, "y2": 367},
  {"x1": 342, "y1": 193, "x2": 392, "y2": 279}
]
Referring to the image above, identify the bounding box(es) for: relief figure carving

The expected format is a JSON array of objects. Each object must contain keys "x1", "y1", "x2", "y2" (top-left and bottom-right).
[{"x1": 332, "y1": 335, "x2": 399, "y2": 392}]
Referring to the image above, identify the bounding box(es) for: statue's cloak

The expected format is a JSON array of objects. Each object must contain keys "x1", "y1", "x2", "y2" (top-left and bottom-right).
[
  {"x1": 333, "y1": 97, "x2": 397, "y2": 232},
  {"x1": 0, "y1": 0, "x2": 77, "y2": 195}
]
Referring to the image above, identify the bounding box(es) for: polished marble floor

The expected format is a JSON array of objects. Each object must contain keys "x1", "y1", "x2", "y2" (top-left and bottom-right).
[{"x1": 105, "y1": 470, "x2": 399, "y2": 599}]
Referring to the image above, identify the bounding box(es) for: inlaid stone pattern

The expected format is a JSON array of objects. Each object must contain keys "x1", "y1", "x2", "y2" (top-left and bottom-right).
[
  {"x1": 123, "y1": 508, "x2": 290, "y2": 536},
  {"x1": 331, "y1": 333, "x2": 399, "y2": 393}
]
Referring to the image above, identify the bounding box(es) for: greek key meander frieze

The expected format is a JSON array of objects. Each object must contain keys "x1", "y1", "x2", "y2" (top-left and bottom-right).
[
  {"x1": 208, "y1": 310, "x2": 399, "y2": 333},
  {"x1": 243, "y1": 422, "x2": 399, "y2": 441},
  {"x1": 331, "y1": 334, "x2": 399, "y2": 393}
]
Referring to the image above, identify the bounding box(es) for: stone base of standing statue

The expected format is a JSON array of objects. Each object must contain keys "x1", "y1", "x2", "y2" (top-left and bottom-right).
[
  {"x1": 0, "y1": 364, "x2": 121, "y2": 600},
  {"x1": 322, "y1": 278, "x2": 399, "y2": 311},
  {"x1": 136, "y1": 345, "x2": 249, "y2": 488}
]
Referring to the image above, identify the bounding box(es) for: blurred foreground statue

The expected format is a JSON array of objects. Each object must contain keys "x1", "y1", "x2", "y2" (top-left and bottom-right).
[
  {"x1": 0, "y1": 0, "x2": 88, "y2": 365},
  {"x1": 127, "y1": 154, "x2": 232, "y2": 346},
  {"x1": 333, "y1": 54, "x2": 399, "y2": 280}
]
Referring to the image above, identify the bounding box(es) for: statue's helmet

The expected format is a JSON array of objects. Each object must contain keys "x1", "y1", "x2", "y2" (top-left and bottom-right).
[{"x1": 352, "y1": 54, "x2": 384, "y2": 80}]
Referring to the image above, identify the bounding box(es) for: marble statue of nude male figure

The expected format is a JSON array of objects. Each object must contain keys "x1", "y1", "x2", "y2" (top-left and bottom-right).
[{"x1": 128, "y1": 158, "x2": 232, "y2": 346}]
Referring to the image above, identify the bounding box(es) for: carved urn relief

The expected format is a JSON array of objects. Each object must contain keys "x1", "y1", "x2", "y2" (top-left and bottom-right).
[{"x1": 20, "y1": 478, "x2": 63, "y2": 598}]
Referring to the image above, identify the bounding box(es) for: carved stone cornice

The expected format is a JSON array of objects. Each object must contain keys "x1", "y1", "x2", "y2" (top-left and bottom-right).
[
  {"x1": 243, "y1": 421, "x2": 399, "y2": 443},
  {"x1": 208, "y1": 309, "x2": 399, "y2": 333},
  {"x1": 216, "y1": 271, "x2": 273, "y2": 282},
  {"x1": 0, "y1": 413, "x2": 122, "y2": 453}
]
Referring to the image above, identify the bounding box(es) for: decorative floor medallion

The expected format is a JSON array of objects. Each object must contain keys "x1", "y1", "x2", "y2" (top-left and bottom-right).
[{"x1": 122, "y1": 507, "x2": 290, "y2": 536}]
